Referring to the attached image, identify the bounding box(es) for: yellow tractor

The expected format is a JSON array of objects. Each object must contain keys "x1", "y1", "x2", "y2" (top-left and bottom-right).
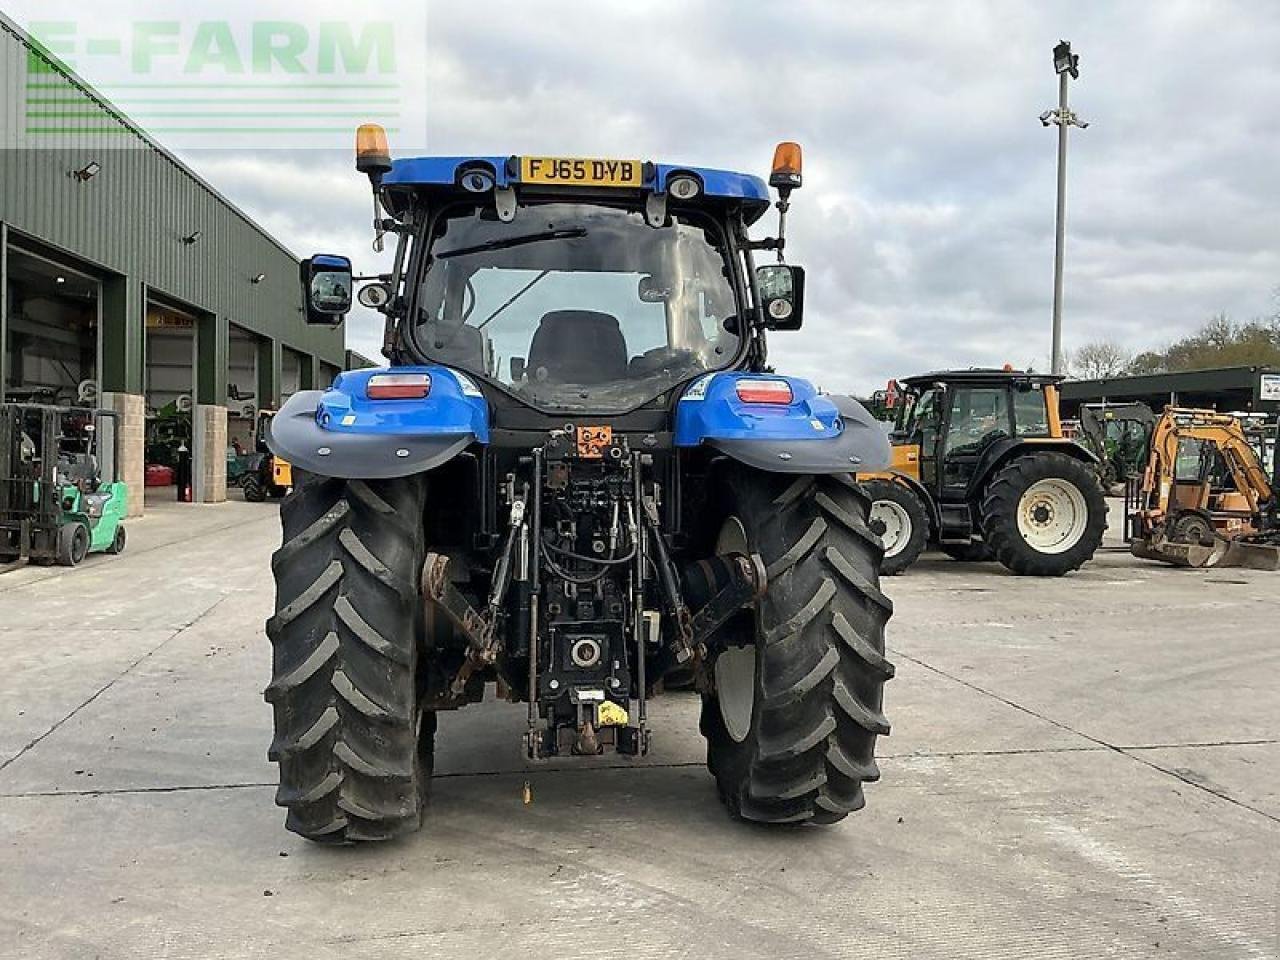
[
  {"x1": 1128, "y1": 407, "x2": 1280, "y2": 569},
  {"x1": 859, "y1": 369, "x2": 1107, "y2": 576}
]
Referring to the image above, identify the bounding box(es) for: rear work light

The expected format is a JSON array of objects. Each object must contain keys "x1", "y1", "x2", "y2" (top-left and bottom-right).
[
  {"x1": 367, "y1": 373, "x2": 431, "y2": 400},
  {"x1": 735, "y1": 378, "x2": 794, "y2": 404}
]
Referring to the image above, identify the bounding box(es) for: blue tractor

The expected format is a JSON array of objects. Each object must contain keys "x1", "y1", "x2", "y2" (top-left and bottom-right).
[{"x1": 266, "y1": 130, "x2": 895, "y2": 842}]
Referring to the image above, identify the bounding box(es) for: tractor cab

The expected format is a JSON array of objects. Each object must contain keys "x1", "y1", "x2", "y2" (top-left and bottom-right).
[
  {"x1": 861, "y1": 369, "x2": 1106, "y2": 576},
  {"x1": 893, "y1": 370, "x2": 1060, "y2": 482}
]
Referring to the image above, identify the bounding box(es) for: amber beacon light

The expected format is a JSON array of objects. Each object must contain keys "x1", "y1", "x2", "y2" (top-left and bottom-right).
[
  {"x1": 769, "y1": 141, "x2": 803, "y2": 192},
  {"x1": 356, "y1": 123, "x2": 392, "y2": 177}
]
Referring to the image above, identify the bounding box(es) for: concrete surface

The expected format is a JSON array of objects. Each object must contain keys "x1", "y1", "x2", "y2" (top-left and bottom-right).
[{"x1": 1, "y1": 499, "x2": 1277, "y2": 959}]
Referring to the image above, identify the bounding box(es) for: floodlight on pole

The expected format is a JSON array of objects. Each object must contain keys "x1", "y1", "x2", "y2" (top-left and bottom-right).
[{"x1": 1042, "y1": 40, "x2": 1088, "y2": 376}]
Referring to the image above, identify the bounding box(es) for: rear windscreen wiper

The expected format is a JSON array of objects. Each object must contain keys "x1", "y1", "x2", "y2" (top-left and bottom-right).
[{"x1": 436, "y1": 228, "x2": 587, "y2": 260}]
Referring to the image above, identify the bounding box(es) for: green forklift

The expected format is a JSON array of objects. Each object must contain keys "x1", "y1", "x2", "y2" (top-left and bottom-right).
[{"x1": 0, "y1": 404, "x2": 128, "y2": 568}]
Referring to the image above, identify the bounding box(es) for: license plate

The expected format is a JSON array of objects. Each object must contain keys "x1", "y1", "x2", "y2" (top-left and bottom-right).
[{"x1": 520, "y1": 156, "x2": 643, "y2": 188}]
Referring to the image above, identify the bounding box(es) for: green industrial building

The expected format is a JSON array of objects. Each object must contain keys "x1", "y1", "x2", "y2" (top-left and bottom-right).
[{"x1": 0, "y1": 14, "x2": 346, "y2": 513}]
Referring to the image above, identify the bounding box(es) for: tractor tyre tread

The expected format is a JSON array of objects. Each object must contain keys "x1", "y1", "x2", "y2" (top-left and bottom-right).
[
  {"x1": 266, "y1": 470, "x2": 432, "y2": 843},
  {"x1": 243, "y1": 475, "x2": 266, "y2": 503},
  {"x1": 702, "y1": 469, "x2": 893, "y2": 826}
]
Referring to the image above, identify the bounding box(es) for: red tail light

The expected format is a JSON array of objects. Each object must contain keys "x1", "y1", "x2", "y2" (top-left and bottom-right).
[
  {"x1": 367, "y1": 373, "x2": 431, "y2": 400},
  {"x1": 735, "y1": 378, "x2": 794, "y2": 404}
]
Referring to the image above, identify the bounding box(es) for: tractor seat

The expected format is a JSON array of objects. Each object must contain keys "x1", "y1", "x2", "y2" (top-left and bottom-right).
[{"x1": 527, "y1": 311, "x2": 627, "y2": 385}]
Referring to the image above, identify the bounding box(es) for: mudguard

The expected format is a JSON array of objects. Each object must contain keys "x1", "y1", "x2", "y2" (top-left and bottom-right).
[
  {"x1": 268, "y1": 365, "x2": 489, "y2": 480},
  {"x1": 674, "y1": 373, "x2": 891, "y2": 474},
  {"x1": 965, "y1": 437, "x2": 1097, "y2": 498}
]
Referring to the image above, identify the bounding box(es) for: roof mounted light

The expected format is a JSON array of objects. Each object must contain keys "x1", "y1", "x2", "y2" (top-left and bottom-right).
[
  {"x1": 355, "y1": 123, "x2": 392, "y2": 178},
  {"x1": 668, "y1": 174, "x2": 702, "y2": 201},
  {"x1": 769, "y1": 142, "x2": 803, "y2": 192},
  {"x1": 367, "y1": 372, "x2": 431, "y2": 400}
]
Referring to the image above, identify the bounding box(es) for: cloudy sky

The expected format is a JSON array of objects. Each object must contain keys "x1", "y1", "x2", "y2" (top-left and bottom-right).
[{"x1": 12, "y1": 1, "x2": 1280, "y2": 393}]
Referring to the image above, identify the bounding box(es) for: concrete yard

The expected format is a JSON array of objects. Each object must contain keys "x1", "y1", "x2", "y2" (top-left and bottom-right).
[{"x1": 1, "y1": 500, "x2": 1276, "y2": 960}]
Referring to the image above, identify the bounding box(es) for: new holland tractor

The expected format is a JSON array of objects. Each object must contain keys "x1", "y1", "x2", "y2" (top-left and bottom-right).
[{"x1": 265, "y1": 130, "x2": 896, "y2": 842}]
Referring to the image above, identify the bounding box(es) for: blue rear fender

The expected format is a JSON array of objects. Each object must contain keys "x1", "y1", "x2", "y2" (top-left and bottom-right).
[
  {"x1": 674, "y1": 373, "x2": 891, "y2": 474},
  {"x1": 268, "y1": 365, "x2": 490, "y2": 480}
]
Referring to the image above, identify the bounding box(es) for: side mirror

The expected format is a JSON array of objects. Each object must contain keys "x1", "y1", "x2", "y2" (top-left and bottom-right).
[
  {"x1": 756, "y1": 264, "x2": 805, "y2": 331},
  {"x1": 510, "y1": 357, "x2": 526, "y2": 382},
  {"x1": 301, "y1": 255, "x2": 353, "y2": 326}
]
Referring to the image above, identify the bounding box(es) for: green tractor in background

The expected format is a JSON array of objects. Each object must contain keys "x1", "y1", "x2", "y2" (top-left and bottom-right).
[{"x1": 0, "y1": 404, "x2": 128, "y2": 568}]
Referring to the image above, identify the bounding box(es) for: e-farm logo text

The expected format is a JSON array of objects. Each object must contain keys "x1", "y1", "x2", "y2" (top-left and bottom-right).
[{"x1": 23, "y1": 17, "x2": 424, "y2": 148}]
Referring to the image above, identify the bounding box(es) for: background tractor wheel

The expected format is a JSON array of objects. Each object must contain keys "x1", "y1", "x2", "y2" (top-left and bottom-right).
[
  {"x1": 266, "y1": 471, "x2": 433, "y2": 842},
  {"x1": 56, "y1": 522, "x2": 89, "y2": 566},
  {"x1": 862, "y1": 479, "x2": 928, "y2": 575},
  {"x1": 981, "y1": 453, "x2": 1106, "y2": 576},
  {"x1": 105, "y1": 525, "x2": 127, "y2": 555},
  {"x1": 939, "y1": 540, "x2": 993, "y2": 562},
  {"x1": 700, "y1": 469, "x2": 894, "y2": 826},
  {"x1": 242, "y1": 474, "x2": 266, "y2": 503}
]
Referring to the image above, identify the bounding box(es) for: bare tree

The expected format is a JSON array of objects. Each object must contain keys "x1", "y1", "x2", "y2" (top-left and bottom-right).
[{"x1": 1067, "y1": 340, "x2": 1132, "y2": 379}]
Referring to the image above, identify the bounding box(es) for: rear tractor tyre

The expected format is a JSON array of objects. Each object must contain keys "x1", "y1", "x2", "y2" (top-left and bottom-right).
[
  {"x1": 862, "y1": 478, "x2": 928, "y2": 576},
  {"x1": 981, "y1": 453, "x2": 1106, "y2": 576},
  {"x1": 700, "y1": 469, "x2": 894, "y2": 825},
  {"x1": 266, "y1": 470, "x2": 434, "y2": 842},
  {"x1": 106, "y1": 525, "x2": 127, "y2": 555}
]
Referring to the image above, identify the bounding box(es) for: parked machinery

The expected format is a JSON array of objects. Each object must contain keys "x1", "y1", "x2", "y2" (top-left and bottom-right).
[
  {"x1": 1077, "y1": 401, "x2": 1156, "y2": 491},
  {"x1": 858, "y1": 369, "x2": 1107, "y2": 576},
  {"x1": 1, "y1": 404, "x2": 128, "y2": 567},
  {"x1": 238, "y1": 410, "x2": 291, "y2": 502},
  {"x1": 1128, "y1": 407, "x2": 1280, "y2": 569}
]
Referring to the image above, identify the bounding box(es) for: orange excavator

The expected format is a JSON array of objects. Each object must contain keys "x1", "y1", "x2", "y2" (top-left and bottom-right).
[{"x1": 1128, "y1": 408, "x2": 1280, "y2": 569}]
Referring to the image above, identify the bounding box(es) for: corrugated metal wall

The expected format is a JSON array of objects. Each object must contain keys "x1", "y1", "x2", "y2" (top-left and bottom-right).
[{"x1": 0, "y1": 16, "x2": 345, "y2": 384}]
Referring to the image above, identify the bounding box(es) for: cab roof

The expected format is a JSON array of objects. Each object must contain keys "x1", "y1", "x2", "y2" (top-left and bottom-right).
[
  {"x1": 382, "y1": 156, "x2": 774, "y2": 224},
  {"x1": 899, "y1": 369, "x2": 1065, "y2": 389}
]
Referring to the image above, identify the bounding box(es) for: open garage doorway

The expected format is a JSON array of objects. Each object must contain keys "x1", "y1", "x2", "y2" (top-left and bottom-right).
[
  {"x1": 2, "y1": 245, "x2": 100, "y2": 406},
  {"x1": 227, "y1": 324, "x2": 265, "y2": 502},
  {"x1": 144, "y1": 297, "x2": 196, "y2": 505}
]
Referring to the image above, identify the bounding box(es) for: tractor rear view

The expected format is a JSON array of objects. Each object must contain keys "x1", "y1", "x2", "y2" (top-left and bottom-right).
[
  {"x1": 859, "y1": 370, "x2": 1106, "y2": 576},
  {"x1": 1128, "y1": 407, "x2": 1280, "y2": 569},
  {"x1": 263, "y1": 130, "x2": 896, "y2": 842}
]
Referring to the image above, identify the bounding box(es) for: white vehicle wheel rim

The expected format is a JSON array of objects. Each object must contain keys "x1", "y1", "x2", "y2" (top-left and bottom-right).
[
  {"x1": 1017, "y1": 478, "x2": 1088, "y2": 554},
  {"x1": 870, "y1": 499, "x2": 912, "y2": 558},
  {"x1": 715, "y1": 516, "x2": 755, "y2": 743}
]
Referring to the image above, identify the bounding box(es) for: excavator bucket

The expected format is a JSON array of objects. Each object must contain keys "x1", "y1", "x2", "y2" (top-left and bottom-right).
[
  {"x1": 1217, "y1": 539, "x2": 1280, "y2": 571},
  {"x1": 1131, "y1": 534, "x2": 1280, "y2": 570}
]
